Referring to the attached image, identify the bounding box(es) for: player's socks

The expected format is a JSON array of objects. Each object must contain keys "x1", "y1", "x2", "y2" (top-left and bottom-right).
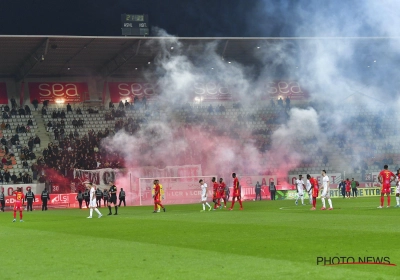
[
  {"x1": 238, "y1": 199, "x2": 243, "y2": 208},
  {"x1": 328, "y1": 199, "x2": 333, "y2": 209},
  {"x1": 231, "y1": 199, "x2": 235, "y2": 209},
  {"x1": 380, "y1": 196, "x2": 384, "y2": 207},
  {"x1": 387, "y1": 196, "x2": 390, "y2": 207},
  {"x1": 321, "y1": 198, "x2": 326, "y2": 208},
  {"x1": 89, "y1": 208, "x2": 93, "y2": 217},
  {"x1": 396, "y1": 197, "x2": 400, "y2": 205},
  {"x1": 205, "y1": 202, "x2": 211, "y2": 209},
  {"x1": 108, "y1": 206, "x2": 112, "y2": 214},
  {"x1": 114, "y1": 206, "x2": 118, "y2": 214},
  {"x1": 13, "y1": 211, "x2": 16, "y2": 219},
  {"x1": 202, "y1": 203, "x2": 205, "y2": 211},
  {"x1": 301, "y1": 197, "x2": 304, "y2": 205},
  {"x1": 95, "y1": 208, "x2": 101, "y2": 215},
  {"x1": 20, "y1": 211, "x2": 23, "y2": 220},
  {"x1": 312, "y1": 198, "x2": 316, "y2": 208}
]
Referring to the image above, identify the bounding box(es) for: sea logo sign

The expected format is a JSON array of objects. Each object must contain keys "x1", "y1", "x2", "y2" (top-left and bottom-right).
[{"x1": 316, "y1": 256, "x2": 396, "y2": 266}]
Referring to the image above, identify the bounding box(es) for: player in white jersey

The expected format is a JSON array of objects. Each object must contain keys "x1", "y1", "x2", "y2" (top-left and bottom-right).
[
  {"x1": 199, "y1": 179, "x2": 212, "y2": 212},
  {"x1": 305, "y1": 174, "x2": 313, "y2": 205},
  {"x1": 295, "y1": 175, "x2": 306, "y2": 205},
  {"x1": 320, "y1": 170, "x2": 333, "y2": 210},
  {"x1": 396, "y1": 169, "x2": 400, "y2": 207},
  {"x1": 86, "y1": 182, "x2": 103, "y2": 218}
]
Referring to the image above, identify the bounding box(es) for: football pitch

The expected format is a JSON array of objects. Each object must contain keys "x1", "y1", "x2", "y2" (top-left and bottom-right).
[{"x1": 1, "y1": 197, "x2": 399, "y2": 280}]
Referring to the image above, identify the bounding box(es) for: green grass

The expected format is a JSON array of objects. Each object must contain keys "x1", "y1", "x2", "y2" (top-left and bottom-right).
[{"x1": 1, "y1": 197, "x2": 400, "y2": 280}]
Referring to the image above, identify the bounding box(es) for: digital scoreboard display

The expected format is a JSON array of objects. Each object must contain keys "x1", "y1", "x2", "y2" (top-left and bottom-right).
[{"x1": 121, "y1": 14, "x2": 149, "y2": 36}]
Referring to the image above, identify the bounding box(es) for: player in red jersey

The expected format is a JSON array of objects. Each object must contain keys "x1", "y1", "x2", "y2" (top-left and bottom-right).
[
  {"x1": 212, "y1": 177, "x2": 221, "y2": 210},
  {"x1": 12, "y1": 187, "x2": 25, "y2": 222},
  {"x1": 229, "y1": 173, "x2": 243, "y2": 210},
  {"x1": 152, "y1": 180, "x2": 166, "y2": 213},
  {"x1": 378, "y1": 165, "x2": 396, "y2": 208},
  {"x1": 345, "y1": 178, "x2": 351, "y2": 198},
  {"x1": 218, "y1": 178, "x2": 227, "y2": 208},
  {"x1": 308, "y1": 175, "x2": 319, "y2": 210}
]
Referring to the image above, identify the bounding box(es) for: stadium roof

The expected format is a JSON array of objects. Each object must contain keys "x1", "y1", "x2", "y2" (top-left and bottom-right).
[
  {"x1": 0, "y1": 35, "x2": 397, "y2": 81},
  {"x1": 0, "y1": 35, "x2": 272, "y2": 80}
]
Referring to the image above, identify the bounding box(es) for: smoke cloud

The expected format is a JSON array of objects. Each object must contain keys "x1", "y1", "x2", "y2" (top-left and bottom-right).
[{"x1": 103, "y1": 0, "x2": 400, "y2": 194}]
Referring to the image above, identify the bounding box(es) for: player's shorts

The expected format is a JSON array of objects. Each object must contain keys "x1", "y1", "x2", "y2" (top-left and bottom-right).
[
  {"x1": 89, "y1": 199, "x2": 97, "y2": 208},
  {"x1": 321, "y1": 187, "x2": 330, "y2": 198},
  {"x1": 103, "y1": 197, "x2": 108, "y2": 201},
  {"x1": 381, "y1": 185, "x2": 391, "y2": 194},
  {"x1": 14, "y1": 201, "x2": 22, "y2": 211},
  {"x1": 219, "y1": 192, "x2": 225, "y2": 198},
  {"x1": 154, "y1": 199, "x2": 161, "y2": 204},
  {"x1": 201, "y1": 196, "x2": 207, "y2": 202},
  {"x1": 109, "y1": 196, "x2": 117, "y2": 204},
  {"x1": 232, "y1": 190, "x2": 240, "y2": 197},
  {"x1": 297, "y1": 189, "x2": 304, "y2": 196},
  {"x1": 345, "y1": 187, "x2": 351, "y2": 192}
]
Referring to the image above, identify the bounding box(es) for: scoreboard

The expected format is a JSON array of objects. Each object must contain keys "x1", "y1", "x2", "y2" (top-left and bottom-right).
[{"x1": 121, "y1": 14, "x2": 149, "y2": 36}]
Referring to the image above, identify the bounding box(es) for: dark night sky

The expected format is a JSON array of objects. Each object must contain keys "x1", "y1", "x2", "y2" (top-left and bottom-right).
[
  {"x1": 0, "y1": 0, "x2": 327, "y2": 37},
  {"x1": 0, "y1": 0, "x2": 389, "y2": 37}
]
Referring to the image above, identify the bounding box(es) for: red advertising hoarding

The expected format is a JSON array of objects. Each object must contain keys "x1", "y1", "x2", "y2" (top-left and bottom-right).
[
  {"x1": 265, "y1": 81, "x2": 309, "y2": 100},
  {"x1": 108, "y1": 82, "x2": 157, "y2": 103},
  {"x1": 28, "y1": 82, "x2": 88, "y2": 104}
]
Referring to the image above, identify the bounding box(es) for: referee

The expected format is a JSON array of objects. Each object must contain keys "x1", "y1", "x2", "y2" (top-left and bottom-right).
[{"x1": 108, "y1": 181, "x2": 118, "y2": 215}]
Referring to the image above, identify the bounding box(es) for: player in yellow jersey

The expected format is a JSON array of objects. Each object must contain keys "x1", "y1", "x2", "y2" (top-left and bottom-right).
[{"x1": 152, "y1": 179, "x2": 164, "y2": 212}]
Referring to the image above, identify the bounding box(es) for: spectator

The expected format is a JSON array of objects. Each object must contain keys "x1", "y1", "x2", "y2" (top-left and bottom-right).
[
  {"x1": 1, "y1": 136, "x2": 7, "y2": 146},
  {"x1": 24, "y1": 105, "x2": 31, "y2": 115},
  {"x1": 46, "y1": 121, "x2": 53, "y2": 132},
  {"x1": 0, "y1": 121, "x2": 5, "y2": 130},
  {"x1": 4, "y1": 104, "x2": 10, "y2": 112},
  {"x1": 41, "y1": 106, "x2": 47, "y2": 115},
  {"x1": 76, "y1": 107, "x2": 82, "y2": 115},
  {"x1": 10, "y1": 98, "x2": 17, "y2": 109},
  {"x1": 4, "y1": 169, "x2": 10, "y2": 183},
  {"x1": 270, "y1": 99, "x2": 275, "y2": 107},
  {"x1": 18, "y1": 107, "x2": 25, "y2": 116},
  {"x1": 277, "y1": 97, "x2": 284, "y2": 107},
  {"x1": 109, "y1": 101, "x2": 114, "y2": 109},
  {"x1": 5, "y1": 122, "x2": 10, "y2": 130},
  {"x1": 60, "y1": 110, "x2": 66, "y2": 119},
  {"x1": 1, "y1": 156, "x2": 7, "y2": 166},
  {"x1": 11, "y1": 172, "x2": 18, "y2": 184},
  {"x1": 27, "y1": 117, "x2": 33, "y2": 126},
  {"x1": 67, "y1": 103, "x2": 72, "y2": 113},
  {"x1": 118, "y1": 101, "x2": 124, "y2": 109},
  {"x1": 2, "y1": 111, "x2": 9, "y2": 119},
  {"x1": 285, "y1": 96, "x2": 291, "y2": 109},
  {"x1": 28, "y1": 137, "x2": 34, "y2": 151},
  {"x1": 32, "y1": 99, "x2": 39, "y2": 111}
]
